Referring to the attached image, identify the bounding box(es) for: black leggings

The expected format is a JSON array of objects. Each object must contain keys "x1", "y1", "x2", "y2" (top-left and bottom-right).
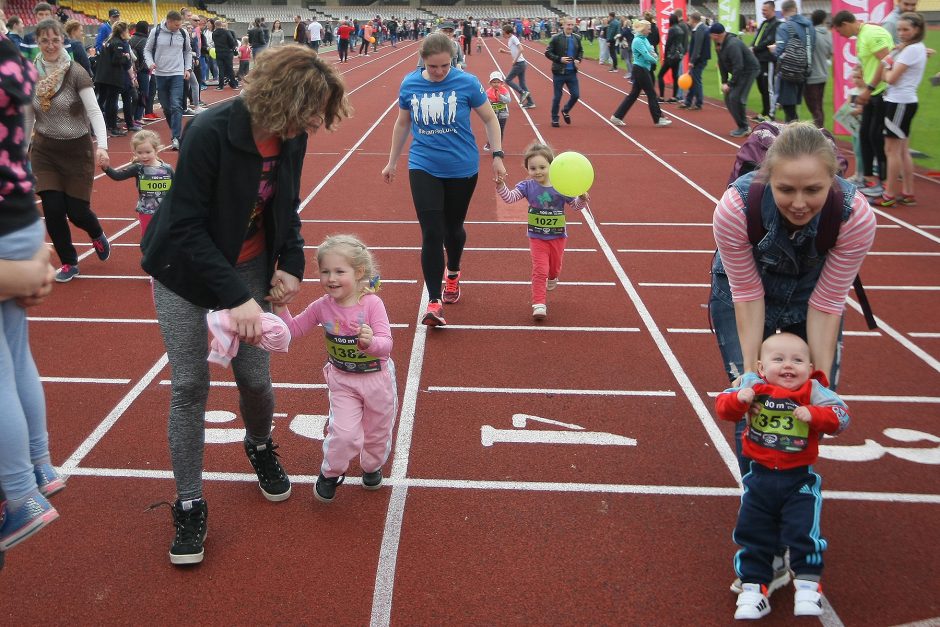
[
  {"x1": 409, "y1": 169, "x2": 478, "y2": 301},
  {"x1": 657, "y1": 59, "x2": 681, "y2": 99},
  {"x1": 613, "y1": 65, "x2": 662, "y2": 123},
  {"x1": 39, "y1": 190, "x2": 104, "y2": 267},
  {"x1": 860, "y1": 94, "x2": 886, "y2": 181}
]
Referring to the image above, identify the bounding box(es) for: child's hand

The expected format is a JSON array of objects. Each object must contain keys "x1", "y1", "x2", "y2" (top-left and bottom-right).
[
  {"x1": 737, "y1": 387, "x2": 755, "y2": 406},
  {"x1": 793, "y1": 406, "x2": 812, "y2": 424},
  {"x1": 578, "y1": 192, "x2": 590, "y2": 203},
  {"x1": 268, "y1": 282, "x2": 286, "y2": 302},
  {"x1": 358, "y1": 323, "x2": 373, "y2": 349}
]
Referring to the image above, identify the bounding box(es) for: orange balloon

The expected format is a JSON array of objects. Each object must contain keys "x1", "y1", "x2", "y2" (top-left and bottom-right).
[
  {"x1": 678, "y1": 73, "x2": 693, "y2": 90},
  {"x1": 368, "y1": 36, "x2": 376, "y2": 43}
]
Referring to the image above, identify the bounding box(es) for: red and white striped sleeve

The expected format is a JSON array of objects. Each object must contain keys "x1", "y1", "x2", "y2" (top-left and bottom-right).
[
  {"x1": 497, "y1": 182, "x2": 524, "y2": 204},
  {"x1": 712, "y1": 186, "x2": 765, "y2": 302},
  {"x1": 809, "y1": 191, "x2": 877, "y2": 315}
]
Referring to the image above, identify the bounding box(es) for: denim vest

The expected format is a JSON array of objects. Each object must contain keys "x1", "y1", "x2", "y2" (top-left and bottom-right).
[{"x1": 711, "y1": 171, "x2": 855, "y2": 329}]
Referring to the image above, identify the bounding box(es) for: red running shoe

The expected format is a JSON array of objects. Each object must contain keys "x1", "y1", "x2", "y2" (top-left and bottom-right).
[
  {"x1": 422, "y1": 300, "x2": 446, "y2": 327},
  {"x1": 442, "y1": 271, "x2": 461, "y2": 304}
]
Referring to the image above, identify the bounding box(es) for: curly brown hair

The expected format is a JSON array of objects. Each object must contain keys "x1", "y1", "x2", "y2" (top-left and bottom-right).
[{"x1": 242, "y1": 44, "x2": 352, "y2": 138}]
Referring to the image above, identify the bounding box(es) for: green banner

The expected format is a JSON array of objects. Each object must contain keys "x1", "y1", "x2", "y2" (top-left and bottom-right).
[{"x1": 718, "y1": 0, "x2": 741, "y2": 31}]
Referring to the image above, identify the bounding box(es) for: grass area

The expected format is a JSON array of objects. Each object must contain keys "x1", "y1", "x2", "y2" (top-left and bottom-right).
[{"x1": 577, "y1": 29, "x2": 940, "y2": 171}]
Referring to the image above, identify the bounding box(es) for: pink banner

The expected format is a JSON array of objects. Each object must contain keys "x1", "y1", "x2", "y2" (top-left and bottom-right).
[
  {"x1": 831, "y1": 0, "x2": 893, "y2": 134},
  {"x1": 641, "y1": 0, "x2": 653, "y2": 14},
  {"x1": 654, "y1": 0, "x2": 687, "y2": 80}
]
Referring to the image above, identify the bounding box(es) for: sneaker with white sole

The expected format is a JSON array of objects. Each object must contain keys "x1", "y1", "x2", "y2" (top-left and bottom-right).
[
  {"x1": 609, "y1": 114, "x2": 626, "y2": 127},
  {"x1": 244, "y1": 438, "x2": 291, "y2": 502},
  {"x1": 149, "y1": 498, "x2": 208, "y2": 565},
  {"x1": 0, "y1": 492, "x2": 59, "y2": 551},
  {"x1": 731, "y1": 556, "x2": 791, "y2": 594},
  {"x1": 654, "y1": 118, "x2": 673, "y2": 127},
  {"x1": 362, "y1": 469, "x2": 383, "y2": 490},
  {"x1": 34, "y1": 463, "x2": 67, "y2": 498},
  {"x1": 735, "y1": 583, "x2": 771, "y2": 620},
  {"x1": 171, "y1": 138, "x2": 180, "y2": 151},
  {"x1": 860, "y1": 183, "x2": 884, "y2": 197},
  {"x1": 92, "y1": 232, "x2": 110, "y2": 260},
  {"x1": 54, "y1": 264, "x2": 79, "y2": 283},
  {"x1": 793, "y1": 579, "x2": 823, "y2": 617},
  {"x1": 532, "y1": 304, "x2": 547, "y2": 320},
  {"x1": 546, "y1": 278, "x2": 558, "y2": 291},
  {"x1": 314, "y1": 474, "x2": 345, "y2": 503}
]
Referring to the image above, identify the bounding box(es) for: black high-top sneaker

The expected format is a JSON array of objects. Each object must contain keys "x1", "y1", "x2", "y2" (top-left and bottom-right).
[{"x1": 244, "y1": 438, "x2": 292, "y2": 502}]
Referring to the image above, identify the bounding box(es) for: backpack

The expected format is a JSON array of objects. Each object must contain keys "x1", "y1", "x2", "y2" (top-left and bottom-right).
[
  {"x1": 778, "y1": 21, "x2": 811, "y2": 83},
  {"x1": 728, "y1": 122, "x2": 847, "y2": 185}
]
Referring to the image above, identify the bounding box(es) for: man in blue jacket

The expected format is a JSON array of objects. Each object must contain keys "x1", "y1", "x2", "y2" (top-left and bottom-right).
[
  {"x1": 679, "y1": 11, "x2": 710, "y2": 110},
  {"x1": 544, "y1": 17, "x2": 583, "y2": 127}
]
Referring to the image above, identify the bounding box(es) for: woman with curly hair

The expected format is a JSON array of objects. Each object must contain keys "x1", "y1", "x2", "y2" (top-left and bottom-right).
[{"x1": 141, "y1": 45, "x2": 352, "y2": 566}]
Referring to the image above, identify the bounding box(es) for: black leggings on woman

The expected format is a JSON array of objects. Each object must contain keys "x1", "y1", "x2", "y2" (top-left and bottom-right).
[
  {"x1": 39, "y1": 190, "x2": 104, "y2": 267},
  {"x1": 409, "y1": 169, "x2": 478, "y2": 301},
  {"x1": 657, "y1": 59, "x2": 681, "y2": 99},
  {"x1": 613, "y1": 65, "x2": 662, "y2": 122}
]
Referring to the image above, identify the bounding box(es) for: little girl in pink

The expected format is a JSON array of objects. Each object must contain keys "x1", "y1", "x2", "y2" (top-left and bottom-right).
[{"x1": 274, "y1": 235, "x2": 397, "y2": 503}]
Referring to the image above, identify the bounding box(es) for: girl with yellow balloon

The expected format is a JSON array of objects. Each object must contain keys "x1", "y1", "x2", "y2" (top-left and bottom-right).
[{"x1": 496, "y1": 143, "x2": 592, "y2": 320}]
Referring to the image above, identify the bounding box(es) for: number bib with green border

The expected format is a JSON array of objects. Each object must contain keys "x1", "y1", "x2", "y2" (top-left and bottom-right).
[
  {"x1": 527, "y1": 206, "x2": 566, "y2": 237},
  {"x1": 139, "y1": 175, "x2": 172, "y2": 193},
  {"x1": 325, "y1": 331, "x2": 381, "y2": 374},
  {"x1": 747, "y1": 395, "x2": 810, "y2": 453}
]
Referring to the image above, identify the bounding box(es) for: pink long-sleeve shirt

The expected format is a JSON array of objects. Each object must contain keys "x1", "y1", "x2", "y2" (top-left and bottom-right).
[
  {"x1": 277, "y1": 293, "x2": 392, "y2": 374},
  {"x1": 712, "y1": 185, "x2": 877, "y2": 315}
]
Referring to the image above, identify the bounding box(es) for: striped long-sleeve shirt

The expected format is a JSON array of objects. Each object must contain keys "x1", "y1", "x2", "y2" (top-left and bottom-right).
[{"x1": 712, "y1": 185, "x2": 877, "y2": 315}]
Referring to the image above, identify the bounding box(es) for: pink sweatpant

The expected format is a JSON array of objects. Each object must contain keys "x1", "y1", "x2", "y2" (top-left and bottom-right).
[
  {"x1": 321, "y1": 361, "x2": 398, "y2": 478},
  {"x1": 530, "y1": 237, "x2": 566, "y2": 305}
]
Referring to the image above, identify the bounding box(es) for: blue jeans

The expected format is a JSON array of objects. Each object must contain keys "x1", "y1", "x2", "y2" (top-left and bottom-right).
[
  {"x1": 156, "y1": 74, "x2": 184, "y2": 140},
  {"x1": 551, "y1": 72, "x2": 579, "y2": 121},
  {"x1": 708, "y1": 289, "x2": 843, "y2": 476},
  {"x1": 505, "y1": 61, "x2": 531, "y2": 102},
  {"x1": 685, "y1": 62, "x2": 706, "y2": 106},
  {"x1": 0, "y1": 221, "x2": 51, "y2": 501}
]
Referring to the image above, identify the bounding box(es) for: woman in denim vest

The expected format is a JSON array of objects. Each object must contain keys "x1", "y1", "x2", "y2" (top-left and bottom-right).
[{"x1": 710, "y1": 123, "x2": 876, "y2": 475}]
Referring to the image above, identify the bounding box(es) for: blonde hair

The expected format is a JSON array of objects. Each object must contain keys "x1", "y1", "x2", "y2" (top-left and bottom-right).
[
  {"x1": 759, "y1": 122, "x2": 839, "y2": 181},
  {"x1": 633, "y1": 19, "x2": 650, "y2": 35},
  {"x1": 420, "y1": 32, "x2": 455, "y2": 59},
  {"x1": 522, "y1": 141, "x2": 555, "y2": 169},
  {"x1": 242, "y1": 44, "x2": 352, "y2": 139},
  {"x1": 240, "y1": 35, "x2": 248, "y2": 44},
  {"x1": 64, "y1": 19, "x2": 82, "y2": 39},
  {"x1": 130, "y1": 129, "x2": 162, "y2": 154},
  {"x1": 317, "y1": 235, "x2": 380, "y2": 298}
]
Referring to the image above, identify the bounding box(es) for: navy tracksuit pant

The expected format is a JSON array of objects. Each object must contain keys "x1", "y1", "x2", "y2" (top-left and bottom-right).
[{"x1": 733, "y1": 462, "x2": 827, "y2": 585}]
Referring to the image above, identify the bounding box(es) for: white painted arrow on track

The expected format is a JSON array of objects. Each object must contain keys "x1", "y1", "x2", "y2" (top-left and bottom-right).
[{"x1": 481, "y1": 414, "x2": 637, "y2": 448}]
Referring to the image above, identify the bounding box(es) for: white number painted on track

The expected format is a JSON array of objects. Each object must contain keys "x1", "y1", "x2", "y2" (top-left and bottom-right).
[
  {"x1": 818, "y1": 428, "x2": 940, "y2": 465},
  {"x1": 481, "y1": 413, "x2": 637, "y2": 447},
  {"x1": 202, "y1": 411, "x2": 326, "y2": 443}
]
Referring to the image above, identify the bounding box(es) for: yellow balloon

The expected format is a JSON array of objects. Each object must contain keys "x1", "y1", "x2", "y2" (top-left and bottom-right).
[
  {"x1": 549, "y1": 151, "x2": 594, "y2": 197},
  {"x1": 209, "y1": 47, "x2": 216, "y2": 59}
]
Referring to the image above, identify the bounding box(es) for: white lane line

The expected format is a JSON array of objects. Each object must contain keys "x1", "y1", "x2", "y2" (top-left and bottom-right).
[
  {"x1": 428, "y1": 386, "x2": 675, "y2": 397},
  {"x1": 618, "y1": 248, "x2": 940, "y2": 257},
  {"x1": 371, "y1": 285, "x2": 431, "y2": 627},
  {"x1": 59, "y1": 467, "x2": 940, "y2": 504},
  {"x1": 444, "y1": 325, "x2": 640, "y2": 332},
  {"x1": 639, "y1": 282, "x2": 940, "y2": 292},
  {"x1": 60, "y1": 354, "x2": 168, "y2": 472},
  {"x1": 600, "y1": 222, "x2": 902, "y2": 229},
  {"x1": 157, "y1": 379, "x2": 327, "y2": 389},
  {"x1": 910, "y1": 332, "x2": 940, "y2": 338},
  {"x1": 461, "y1": 280, "x2": 615, "y2": 286},
  {"x1": 845, "y1": 297, "x2": 940, "y2": 374},
  {"x1": 75, "y1": 220, "x2": 140, "y2": 262},
  {"x1": 704, "y1": 391, "x2": 940, "y2": 403},
  {"x1": 29, "y1": 316, "x2": 159, "y2": 324},
  {"x1": 301, "y1": 219, "x2": 585, "y2": 226},
  {"x1": 667, "y1": 328, "x2": 882, "y2": 337},
  {"x1": 871, "y1": 207, "x2": 940, "y2": 245},
  {"x1": 40, "y1": 376, "x2": 131, "y2": 384}
]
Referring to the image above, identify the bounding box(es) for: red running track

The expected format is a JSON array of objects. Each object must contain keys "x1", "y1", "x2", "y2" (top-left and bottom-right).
[{"x1": 2, "y1": 37, "x2": 939, "y2": 625}]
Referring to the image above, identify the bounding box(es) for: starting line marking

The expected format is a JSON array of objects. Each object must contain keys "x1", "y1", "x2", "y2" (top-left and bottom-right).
[
  {"x1": 427, "y1": 386, "x2": 675, "y2": 397},
  {"x1": 57, "y1": 467, "x2": 940, "y2": 503}
]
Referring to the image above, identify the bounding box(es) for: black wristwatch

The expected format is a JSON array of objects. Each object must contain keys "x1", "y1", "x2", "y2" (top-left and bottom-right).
[
  {"x1": 866, "y1": 83, "x2": 877, "y2": 92},
  {"x1": 491, "y1": 150, "x2": 505, "y2": 159}
]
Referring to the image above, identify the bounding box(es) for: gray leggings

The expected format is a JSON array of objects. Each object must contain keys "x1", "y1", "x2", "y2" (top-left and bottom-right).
[{"x1": 153, "y1": 255, "x2": 275, "y2": 501}]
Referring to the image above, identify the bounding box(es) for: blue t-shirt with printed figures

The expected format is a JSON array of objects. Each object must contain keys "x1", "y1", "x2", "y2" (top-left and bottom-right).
[{"x1": 399, "y1": 68, "x2": 487, "y2": 178}]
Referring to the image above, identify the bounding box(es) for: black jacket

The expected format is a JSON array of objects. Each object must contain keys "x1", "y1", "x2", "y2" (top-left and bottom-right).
[
  {"x1": 212, "y1": 27, "x2": 238, "y2": 54},
  {"x1": 752, "y1": 16, "x2": 779, "y2": 63},
  {"x1": 130, "y1": 31, "x2": 149, "y2": 72},
  {"x1": 716, "y1": 33, "x2": 760, "y2": 86},
  {"x1": 141, "y1": 98, "x2": 307, "y2": 309},
  {"x1": 94, "y1": 37, "x2": 132, "y2": 88},
  {"x1": 544, "y1": 31, "x2": 583, "y2": 75},
  {"x1": 688, "y1": 22, "x2": 712, "y2": 64},
  {"x1": 247, "y1": 26, "x2": 269, "y2": 49}
]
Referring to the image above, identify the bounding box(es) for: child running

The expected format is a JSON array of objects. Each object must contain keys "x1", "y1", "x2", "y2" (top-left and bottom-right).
[
  {"x1": 483, "y1": 71, "x2": 510, "y2": 152},
  {"x1": 101, "y1": 130, "x2": 174, "y2": 236},
  {"x1": 496, "y1": 142, "x2": 588, "y2": 320},
  {"x1": 715, "y1": 332, "x2": 851, "y2": 620},
  {"x1": 273, "y1": 235, "x2": 398, "y2": 503}
]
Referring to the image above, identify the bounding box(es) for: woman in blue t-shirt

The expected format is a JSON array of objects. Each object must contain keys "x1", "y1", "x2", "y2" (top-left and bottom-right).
[{"x1": 383, "y1": 33, "x2": 506, "y2": 327}]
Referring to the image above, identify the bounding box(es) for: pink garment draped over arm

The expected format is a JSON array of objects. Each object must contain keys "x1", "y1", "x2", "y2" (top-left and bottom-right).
[{"x1": 206, "y1": 310, "x2": 292, "y2": 367}]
